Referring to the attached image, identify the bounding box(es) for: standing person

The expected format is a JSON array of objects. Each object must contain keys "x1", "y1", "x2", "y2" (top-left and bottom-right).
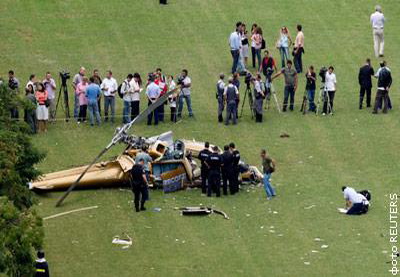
[
  {"x1": 42, "y1": 72, "x2": 56, "y2": 122},
  {"x1": 34, "y1": 83, "x2": 49, "y2": 133},
  {"x1": 24, "y1": 84, "x2": 37, "y2": 134},
  {"x1": 276, "y1": 26, "x2": 292, "y2": 68},
  {"x1": 35, "y1": 250, "x2": 50, "y2": 277},
  {"x1": 250, "y1": 23, "x2": 258, "y2": 68},
  {"x1": 358, "y1": 59, "x2": 375, "y2": 109},
  {"x1": 130, "y1": 159, "x2": 149, "y2": 212},
  {"x1": 72, "y1": 67, "x2": 85, "y2": 119},
  {"x1": 221, "y1": 145, "x2": 234, "y2": 195},
  {"x1": 260, "y1": 149, "x2": 276, "y2": 200},
  {"x1": 91, "y1": 69, "x2": 102, "y2": 115},
  {"x1": 198, "y1": 142, "x2": 212, "y2": 195},
  {"x1": 177, "y1": 69, "x2": 193, "y2": 118},
  {"x1": 130, "y1": 73, "x2": 142, "y2": 120},
  {"x1": 233, "y1": 73, "x2": 241, "y2": 118},
  {"x1": 373, "y1": 61, "x2": 392, "y2": 114},
  {"x1": 229, "y1": 142, "x2": 240, "y2": 194},
  {"x1": 293, "y1": 24, "x2": 304, "y2": 73},
  {"x1": 259, "y1": 50, "x2": 277, "y2": 100},
  {"x1": 85, "y1": 77, "x2": 101, "y2": 126},
  {"x1": 8, "y1": 70, "x2": 20, "y2": 120},
  {"x1": 146, "y1": 74, "x2": 161, "y2": 125},
  {"x1": 341, "y1": 186, "x2": 369, "y2": 215},
  {"x1": 370, "y1": 5, "x2": 385, "y2": 58},
  {"x1": 252, "y1": 74, "x2": 265, "y2": 122},
  {"x1": 323, "y1": 66, "x2": 337, "y2": 115},
  {"x1": 121, "y1": 73, "x2": 133, "y2": 124},
  {"x1": 272, "y1": 60, "x2": 298, "y2": 112},
  {"x1": 135, "y1": 145, "x2": 153, "y2": 184},
  {"x1": 206, "y1": 146, "x2": 223, "y2": 197},
  {"x1": 167, "y1": 75, "x2": 177, "y2": 122},
  {"x1": 100, "y1": 70, "x2": 118, "y2": 123},
  {"x1": 251, "y1": 27, "x2": 263, "y2": 70},
  {"x1": 240, "y1": 23, "x2": 250, "y2": 66},
  {"x1": 216, "y1": 73, "x2": 225, "y2": 123},
  {"x1": 76, "y1": 76, "x2": 89, "y2": 123},
  {"x1": 26, "y1": 74, "x2": 37, "y2": 91},
  {"x1": 229, "y1": 22, "x2": 242, "y2": 74},
  {"x1": 224, "y1": 77, "x2": 239, "y2": 125},
  {"x1": 155, "y1": 71, "x2": 168, "y2": 122},
  {"x1": 305, "y1": 66, "x2": 316, "y2": 112}
]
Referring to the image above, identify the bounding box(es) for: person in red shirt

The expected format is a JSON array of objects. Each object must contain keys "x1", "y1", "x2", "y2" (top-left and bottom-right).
[
  {"x1": 259, "y1": 50, "x2": 277, "y2": 100},
  {"x1": 34, "y1": 82, "x2": 49, "y2": 133}
]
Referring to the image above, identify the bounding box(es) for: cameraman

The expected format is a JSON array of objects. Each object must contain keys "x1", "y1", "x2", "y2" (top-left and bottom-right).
[
  {"x1": 305, "y1": 66, "x2": 316, "y2": 112},
  {"x1": 252, "y1": 73, "x2": 265, "y2": 122},
  {"x1": 8, "y1": 70, "x2": 20, "y2": 120},
  {"x1": 272, "y1": 60, "x2": 297, "y2": 112},
  {"x1": 323, "y1": 66, "x2": 336, "y2": 115},
  {"x1": 177, "y1": 69, "x2": 193, "y2": 118},
  {"x1": 216, "y1": 73, "x2": 225, "y2": 122},
  {"x1": 259, "y1": 50, "x2": 277, "y2": 99}
]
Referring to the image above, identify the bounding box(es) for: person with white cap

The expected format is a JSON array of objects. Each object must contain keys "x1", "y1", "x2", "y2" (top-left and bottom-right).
[{"x1": 370, "y1": 5, "x2": 385, "y2": 57}]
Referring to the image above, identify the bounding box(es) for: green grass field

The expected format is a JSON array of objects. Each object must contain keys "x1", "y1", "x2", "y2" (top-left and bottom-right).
[{"x1": 1, "y1": 0, "x2": 400, "y2": 276}]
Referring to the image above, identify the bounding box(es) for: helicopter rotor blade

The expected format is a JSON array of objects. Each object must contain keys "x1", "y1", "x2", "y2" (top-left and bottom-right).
[{"x1": 55, "y1": 87, "x2": 179, "y2": 207}]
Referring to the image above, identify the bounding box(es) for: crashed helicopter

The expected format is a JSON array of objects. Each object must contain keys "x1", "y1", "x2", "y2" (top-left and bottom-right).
[{"x1": 28, "y1": 87, "x2": 262, "y2": 207}]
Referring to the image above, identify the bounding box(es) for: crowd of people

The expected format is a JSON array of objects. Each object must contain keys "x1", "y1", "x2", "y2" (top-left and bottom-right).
[{"x1": 3, "y1": 67, "x2": 193, "y2": 133}]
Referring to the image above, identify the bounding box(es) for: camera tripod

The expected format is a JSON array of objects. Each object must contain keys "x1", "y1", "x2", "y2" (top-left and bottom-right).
[
  {"x1": 240, "y1": 84, "x2": 254, "y2": 118},
  {"x1": 55, "y1": 76, "x2": 71, "y2": 121},
  {"x1": 265, "y1": 82, "x2": 281, "y2": 113},
  {"x1": 315, "y1": 85, "x2": 332, "y2": 115},
  {"x1": 300, "y1": 90, "x2": 308, "y2": 114}
]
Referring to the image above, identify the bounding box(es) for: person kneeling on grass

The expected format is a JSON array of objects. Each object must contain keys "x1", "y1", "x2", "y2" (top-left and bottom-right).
[
  {"x1": 341, "y1": 186, "x2": 370, "y2": 215},
  {"x1": 130, "y1": 159, "x2": 149, "y2": 212},
  {"x1": 260, "y1": 149, "x2": 276, "y2": 200}
]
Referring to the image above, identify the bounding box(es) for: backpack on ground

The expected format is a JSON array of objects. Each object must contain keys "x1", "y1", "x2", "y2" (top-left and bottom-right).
[{"x1": 358, "y1": 190, "x2": 371, "y2": 201}]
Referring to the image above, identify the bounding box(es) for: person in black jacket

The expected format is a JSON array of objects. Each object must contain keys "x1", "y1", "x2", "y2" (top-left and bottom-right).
[
  {"x1": 198, "y1": 142, "x2": 212, "y2": 194},
  {"x1": 206, "y1": 146, "x2": 223, "y2": 197},
  {"x1": 358, "y1": 58, "x2": 374, "y2": 109},
  {"x1": 130, "y1": 159, "x2": 149, "y2": 212},
  {"x1": 229, "y1": 142, "x2": 240, "y2": 194},
  {"x1": 35, "y1": 250, "x2": 50, "y2": 277},
  {"x1": 373, "y1": 61, "x2": 392, "y2": 114},
  {"x1": 221, "y1": 145, "x2": 234, "y2": 195}
]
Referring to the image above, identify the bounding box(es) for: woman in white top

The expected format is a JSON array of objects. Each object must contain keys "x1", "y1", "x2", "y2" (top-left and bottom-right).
[
  {"x1": 276, "y1": 26, "x2": 292, "y2": 68},
  {"x1": 323, "y1": 66, "x2": 337, "y2": 115},
  {"x1": 130, "y1": 73, "x2": 142, "y2": 120},
  {"x1": 240, "y1": 23, "x2": 249, "y2": 65},
  {"x1": 251, "y1": 27, "x2": 263, "y2": 70},
  {"x1": 250, "y1": 23, "x2": 258, "y2": 68}
]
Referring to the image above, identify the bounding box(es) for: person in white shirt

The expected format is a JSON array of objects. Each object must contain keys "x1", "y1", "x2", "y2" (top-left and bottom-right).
[
  {"x1": 229, "y1": 22, "x2": 242, "y2": 74},
  {"x1": 43, "y1": 72, "x2": 57, "y2": 122},
  {"x1": 293, "y1": 24, "x2": 304, "y2": 73},
  {"x1": 121, "y1": 73, "x2": 133, "y2": 124},
  {"x1": 323, "y1": 66, "x2": 336, "y2": 115},
  {"x1": 100, "y1": 70, "x2": 118, "y2": 123},
  {"x1": 167, "y1": 75, "x2": 177, "y2": 122},
  {"x1": 216, "y1": 73, "x2": 225, "y2": 123},
  {"x1": 146, "y1": 74, "x2": 161, "y2": 125},
  {"x1": 130, "y1": 73, "x2": 142, "y2": 120},
  {"x1": 342, "y1": 186, "x2": 369, "y2": 215},
  {"x1": 370, "y1": 5, "x2": 385, "y2": 57},
  {"x1": 26, "y1": 74, "x2": 37, "y2": 91},
  {"x1": 177, "y1": 69, "x2": 193, "y2": 118}
]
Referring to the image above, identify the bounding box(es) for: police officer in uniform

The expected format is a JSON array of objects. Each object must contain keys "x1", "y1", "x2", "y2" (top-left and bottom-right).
[
  {"x1": 224, "y1": 77, "x2": 239, "y2": 125},
  {"x1": 229, "y1": 142, "x2": 241, "y2": 194},
  {"x1": 253, "y1": 74, "x2": 265, "y2": 122},
  {"x1": 198, "y1": 142, "x2": 212, "y2": 194},
  {"x1": 216, "y1": 73, "x2": 225, "y2": 122},
  {"x1": 35, "y1": 250, "x2": 50, "y2": 277},
  {"x1": 221, "y1": 145, "x2": 234, "y2": 195},
  {"x1": 206, "y1": 146, "x2": 223, "y2": 197},
  {"x1": 130, "y1": 159, "x2": 149, "y2": 212}
]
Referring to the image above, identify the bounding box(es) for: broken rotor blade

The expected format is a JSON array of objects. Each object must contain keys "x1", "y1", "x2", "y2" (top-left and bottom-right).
[{"x1": 55, "y1": 88, "x2": 179, "y2": 207}]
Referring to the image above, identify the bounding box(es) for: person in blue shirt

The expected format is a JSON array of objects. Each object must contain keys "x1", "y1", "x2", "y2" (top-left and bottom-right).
[
  {"x1": 146, "y1": 74, "x2": 161, "y2": 125},
  {"x1": 85, "y1": 77, "x2": 101, "y2": 126},
  {"x1": 229, "y1": 22, "x2": 242, "y2": 74}
]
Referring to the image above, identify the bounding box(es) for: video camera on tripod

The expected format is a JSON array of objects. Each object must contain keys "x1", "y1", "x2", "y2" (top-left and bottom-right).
[{"x1": 55, "y1": 70, "x2": 71, "y2": 121}]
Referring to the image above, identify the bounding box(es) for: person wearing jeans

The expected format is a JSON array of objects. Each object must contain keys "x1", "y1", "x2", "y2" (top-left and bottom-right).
[
  {"x1": 100, "y1": 70, "x2": 118, "y2": 123},
  {"x1": 261, "y1": 149, "x2": 276, "y2": 200},
  {"x1": 293, "y1": 24, "x2": 304, "y2": 73},
  {"x1": 146, "y1": 75, "x2": 161, "y2": 125},
  {"x1": 251, "y1": 27, "x2": 263, "y2": 70},
  {"x1": 72, "y1": 67, "x2": 85, "y2": 120},
  {"x1": 121, "y1": 74, "x2": 133, "y2": 124},
  {"x1": 272, "y1": 60, "x2": 298, "y2": 112},
  {"x1": 229, "y1": 22, "x2": 242, "y2": 74},
  {"x1": 277, "y1": 26, "x2": 292, "y2": 68},
  {"x1": 177, "y1": 69, "x2": 193, "y2": 118},
  {"x1": 305, "y1": 66, "x2": 316, "y2": 112},
  {"x1": 85, "y1": 77, "x2": 101, "y2": 126}
]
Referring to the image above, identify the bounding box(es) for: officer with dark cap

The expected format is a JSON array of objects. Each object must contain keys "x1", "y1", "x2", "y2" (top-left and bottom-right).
[
  {"x1": 198, "y1": 142, "x2": 212, "y2": 194},
  {"x1": 35, "y1": 250, "x2": 50, "y2": 277},
  {"x1": 221, "y1": 145, "x2": 234, "y2": 195},
  {"x1": 229, "y1": 142, "x2": 241, "y2": 194},
  {"x1": 130, "y1": 159, "x2": 149, "y2": 212},
  {"x1": 206, "y1": 145, "x2": 223, "y2": 197}
]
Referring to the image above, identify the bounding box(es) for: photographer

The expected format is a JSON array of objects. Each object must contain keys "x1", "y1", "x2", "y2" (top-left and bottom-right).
[
  {"x1": 100, "y1": 70, "x2": 118, "y2": 123},
  {"x1": 259, "y1": 50, "x2": 277, "y2": 99},
  {"x1": 177, "y1": 69, "x2": 193, "y2": 118},
  {"x1": 373, "y1": 61, "x2": 392, "y2": 114},
  {"x1": 224, "y1": 77, "x2": 239, "y2": 125},
  {"x1": 323, "y1": 66, "x2": 336, "y2": 115},
  {"x1": 8, "y1": 70, "x2": 20, "y2": 120},
  {"x1": 305, "y1": 66, "x2": 316, "y2": 112},
  {"x1": 252, "y1": 73, "x2": 265, "y2": 123},
  {"x1": 216, "y1": 73, "x2": 225, "y2": 122},
  {"x1": 72, "y1": 67, "x2": 86, "y2": 120},
  {"x1": 43, "y1": 72, "x2": 57, "y2": 122},
  {"x1": 272, "y1": 60, "x2": 297, "y2": 112}
]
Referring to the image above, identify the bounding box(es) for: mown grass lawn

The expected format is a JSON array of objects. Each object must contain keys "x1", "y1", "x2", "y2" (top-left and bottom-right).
[{"x1": 1, "y1": 0, "x2": 399, "y2": 276}]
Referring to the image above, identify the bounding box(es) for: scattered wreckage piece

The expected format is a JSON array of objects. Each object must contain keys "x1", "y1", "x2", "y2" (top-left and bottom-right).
[
  {"x1": 180, "y1": 206, "x2": 229, "y2": 220},
  {"x1": 42, "y1": 206, "x2": 99, "y2": 220},
  {"x1": 112, "y1": 234, "x2": 133, "y2": 249}
]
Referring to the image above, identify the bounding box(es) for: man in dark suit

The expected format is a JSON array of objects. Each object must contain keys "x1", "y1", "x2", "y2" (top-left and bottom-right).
[{"x1": 358, "y1": 58, "x2": 374, "y2": 109}]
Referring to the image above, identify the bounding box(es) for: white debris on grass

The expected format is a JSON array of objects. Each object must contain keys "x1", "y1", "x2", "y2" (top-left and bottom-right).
[
  {"x1": 273, "y1": 211, "x2": 278, "y2": 214},
  {"x1": 314, "y1": 238, "x2": 323, "y2": 241},
  {"x1": 269, "y1": 230, "x2": 276, "y2": 233},
  {"x1": 321, "y1": 245, "x2": 329, "y2": 249},
  {"x1": 277, "y1": 234, "x2": 283, "y2": 237},
  {"x1": 311, "y1": 250, "x2": 319, "y2": 253},
  {"x1": 246, "y1": 214, "x2": 251, "y2": 217},
  {"x1": 304, "y1": 262, "x2": 310, "y2": 265},
  {"x1": 304, "y1": 205, "x2": 316, "y2": 210},
  {"x1": 260, "y1": 226, "x2": 264, "y2": 229}
]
